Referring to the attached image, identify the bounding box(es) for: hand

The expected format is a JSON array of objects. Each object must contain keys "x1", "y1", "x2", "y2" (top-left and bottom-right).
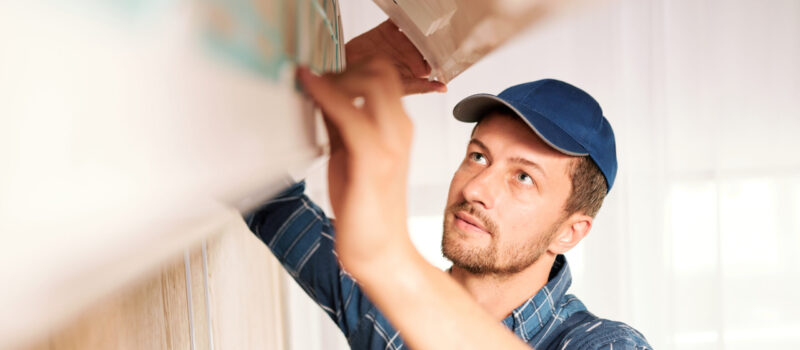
[
  {"x1": 346, "y1": 19, "x2": 447, "y2": 95},
  {"x1": 297, "y1": 58, "x2": 413, "y2": 268}
]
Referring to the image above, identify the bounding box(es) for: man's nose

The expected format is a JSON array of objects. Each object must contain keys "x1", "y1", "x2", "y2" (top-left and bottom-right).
[{"x1": 461, "y1": 166, "x2": 499, "y2": 210}]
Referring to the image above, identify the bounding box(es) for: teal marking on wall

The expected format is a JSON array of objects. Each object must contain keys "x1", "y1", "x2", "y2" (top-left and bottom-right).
[
  {"x1": 199, "y1": 0, "x2": 341, "y2": 81},
  {"x1": 199, "y1": 0, "x2": 288, "y2": 80}
]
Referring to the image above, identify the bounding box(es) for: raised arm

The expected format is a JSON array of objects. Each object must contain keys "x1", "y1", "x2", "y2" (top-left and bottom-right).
[
  {"x1": 244, "y1": 181, "x2": 372, "y2": 339},
  {"x1": 296, "y1": 59, "x2": 530, "y2": 349}
]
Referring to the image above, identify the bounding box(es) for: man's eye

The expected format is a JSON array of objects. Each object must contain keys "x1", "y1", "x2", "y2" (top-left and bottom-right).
[
  {"x1": 517, "y1": 172, "x2": 533, "y2": 185},
  {"x1": 469, "y1": 152, "x2": 487, "y2": 165}
]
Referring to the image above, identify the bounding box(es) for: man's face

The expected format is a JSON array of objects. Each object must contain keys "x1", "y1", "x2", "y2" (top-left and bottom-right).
[{"x1": 442, "y1": 112, "x2": 575, "y2": 275}]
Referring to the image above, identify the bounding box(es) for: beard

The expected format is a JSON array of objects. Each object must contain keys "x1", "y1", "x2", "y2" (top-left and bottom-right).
[{"x1": 441, "y1": 201, "x2": 561, "y2": 275}]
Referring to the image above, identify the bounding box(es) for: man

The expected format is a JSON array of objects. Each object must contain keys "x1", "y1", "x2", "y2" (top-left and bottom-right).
[{"x1": 246, "y1": 20, "x2": 651, "y2": 349}]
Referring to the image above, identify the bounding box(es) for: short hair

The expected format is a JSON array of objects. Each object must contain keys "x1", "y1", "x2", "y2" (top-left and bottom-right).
[
  {"x1": 564, "y1": 156, "x2": 607, "y2": 218},
  {"x1": 471, "y1": 109, "x2": 608, "y2": 217}
]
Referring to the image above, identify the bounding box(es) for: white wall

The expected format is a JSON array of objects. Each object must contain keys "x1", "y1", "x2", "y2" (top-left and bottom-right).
[{"x1": 291, "y1": 0, "x2": 800, "y2": 349}]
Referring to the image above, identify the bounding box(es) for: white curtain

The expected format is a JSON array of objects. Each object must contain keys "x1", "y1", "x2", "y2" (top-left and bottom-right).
[{"x1": 290, "y1": 0, "x2": 800, "y2": 349}]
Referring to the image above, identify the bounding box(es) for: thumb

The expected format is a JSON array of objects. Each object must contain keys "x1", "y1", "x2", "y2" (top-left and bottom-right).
[{"x1": 402, "y1": 78, "x2": 448, "y2": 95}]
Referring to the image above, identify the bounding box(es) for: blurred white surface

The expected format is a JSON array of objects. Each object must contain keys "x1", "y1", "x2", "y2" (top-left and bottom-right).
[{"x1": 0, "y1": 1, "x2": 331, "y2": 348}]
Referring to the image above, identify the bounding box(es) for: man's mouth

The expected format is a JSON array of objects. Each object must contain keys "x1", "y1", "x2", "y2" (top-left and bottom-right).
[{"x1": 454, "y1": 211, "x2": 491, "y2": 235}]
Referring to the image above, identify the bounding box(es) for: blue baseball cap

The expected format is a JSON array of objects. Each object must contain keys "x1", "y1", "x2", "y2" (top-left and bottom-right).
[{"x1": 452, "y1": 79, "x2": 617, "y2": 192}]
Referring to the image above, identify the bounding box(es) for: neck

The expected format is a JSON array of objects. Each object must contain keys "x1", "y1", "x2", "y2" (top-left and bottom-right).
[{"x1": 449, "y1": 253, "x2": 556, "y2": 321}]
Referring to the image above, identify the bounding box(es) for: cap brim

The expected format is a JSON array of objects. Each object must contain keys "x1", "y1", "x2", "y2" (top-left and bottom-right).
[{"x1": 453, "y1": 94, "x2": 589, "y2": 157}]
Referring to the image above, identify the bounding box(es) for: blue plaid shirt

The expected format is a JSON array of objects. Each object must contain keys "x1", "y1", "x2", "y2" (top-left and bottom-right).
[{"x1": 245, "y1": 181, "x2": 652, "y2": 349}]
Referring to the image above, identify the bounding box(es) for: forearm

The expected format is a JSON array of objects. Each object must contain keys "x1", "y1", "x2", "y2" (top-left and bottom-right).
[
  {"x1": 245, "y1": 181, "x2": 373, "y2": 337},
  {"x1": 341, "y1": 232, "x2": 530, "y2": 350}
]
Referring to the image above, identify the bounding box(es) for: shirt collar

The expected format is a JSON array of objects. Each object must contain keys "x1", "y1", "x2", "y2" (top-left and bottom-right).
[{"x1": 500, "y1": 254, "x2": 573, "y2": 342}]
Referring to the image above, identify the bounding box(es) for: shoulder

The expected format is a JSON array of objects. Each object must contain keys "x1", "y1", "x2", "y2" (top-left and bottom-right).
[{"x1": 558, "y1": 316, "x2": 652, "y2": 350}]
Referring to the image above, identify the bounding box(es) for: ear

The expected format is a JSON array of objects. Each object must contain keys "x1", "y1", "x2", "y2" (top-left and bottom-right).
[{"x1": 548, "y1": 213, "x2": 592, "y2": 255}]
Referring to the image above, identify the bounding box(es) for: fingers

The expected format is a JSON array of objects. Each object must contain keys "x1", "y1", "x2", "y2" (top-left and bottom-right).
[
  {"x1": 296, "y1": 67, "x2": 371, "y2": 149},
  {"x1": 346, "y1": 18, "x2": 437, "y2": 95},
  {"x1": 402, "y1": 77, "x2": 448, "y2": 95},
  {"x1": 381, "y1": 18, "x2": 399, "y2": 31},
  {"x1": 328, "y1": 59, "x2": 405, "y2": 115},
  {"x1": 391, "y1": 30, "x2": 430, "y2": 78},
  {"x1": 378, "y1": 18, "x2": 429, "y2": 78}
]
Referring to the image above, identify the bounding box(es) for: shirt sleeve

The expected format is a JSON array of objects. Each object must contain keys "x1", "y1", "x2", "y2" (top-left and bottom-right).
[
  {"x1": 243, "y1": 181, "x2": 372, "y2": 339},
  {"x1": 560, "y1": 319, "x2": 652, "y2": 350},
  {"x1": 592, "y1": 339, "x2": 651, "y2": 350}
]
